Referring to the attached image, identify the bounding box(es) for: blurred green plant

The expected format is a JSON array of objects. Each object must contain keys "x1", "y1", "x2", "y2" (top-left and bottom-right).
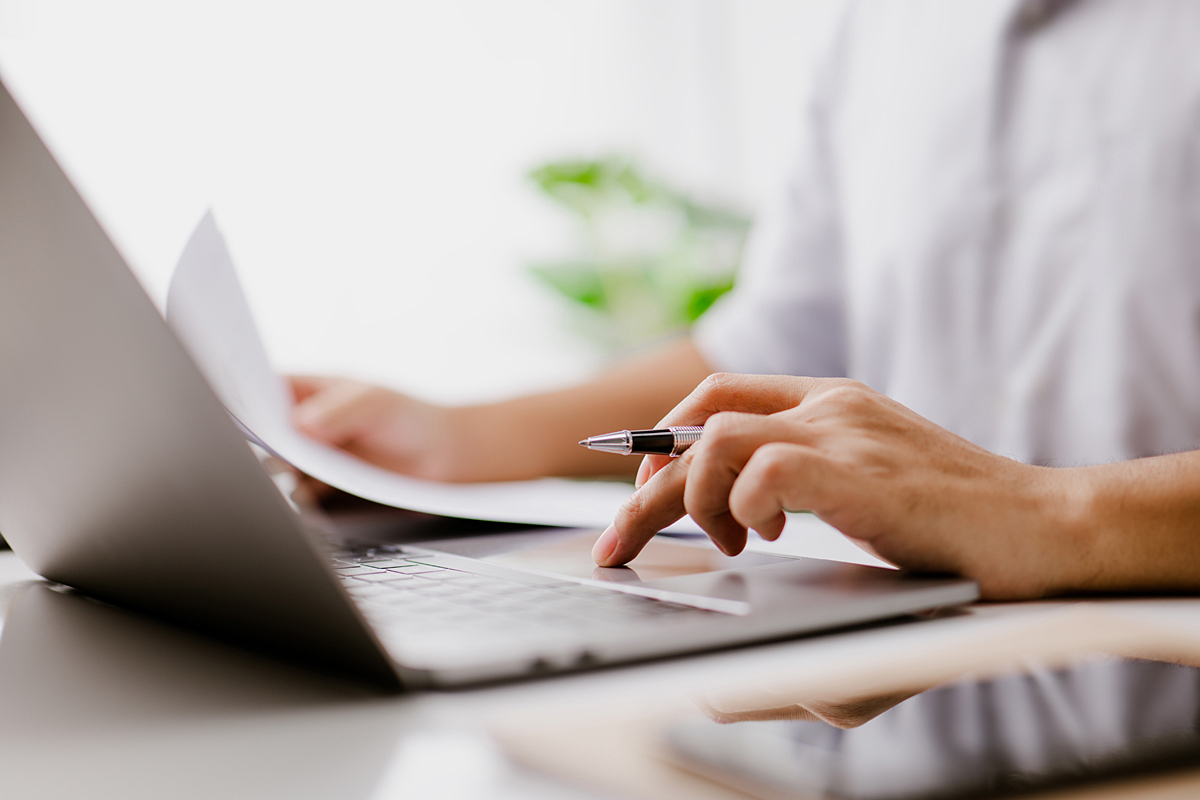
[{"x1": 526, "y1": 156, "x2": 751, "y2": 349}]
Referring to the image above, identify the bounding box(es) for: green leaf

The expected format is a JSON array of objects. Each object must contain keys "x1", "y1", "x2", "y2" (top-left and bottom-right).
[
  {"x1": 528, "y1": 261, "x2": 609, "y2": 310},
  {"x1": 684, "y1": 278, "x2": 735, "y2": 322}
]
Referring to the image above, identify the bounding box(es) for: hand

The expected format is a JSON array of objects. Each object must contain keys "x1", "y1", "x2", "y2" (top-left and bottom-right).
[
  {"x1": 697, "y1": 690, "x2": 918, "y2": 729},
  {"x1": 289, "y1": 376, "x2": 471, "y2": 482},
  {"x1": 592, "y1": 374, "x2": 1087, "y2": 600}
]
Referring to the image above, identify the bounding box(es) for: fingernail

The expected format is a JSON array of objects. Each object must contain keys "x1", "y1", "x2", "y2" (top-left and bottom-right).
[{"x1": 592, "y1": 525, "x2": 619, "y2": 566}]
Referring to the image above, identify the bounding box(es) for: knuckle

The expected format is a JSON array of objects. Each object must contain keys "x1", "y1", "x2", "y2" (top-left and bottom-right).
[
  {"x1": 820, "y1": 382, "x2": 876, "y2": 412},
  {"x1": 703, "y1": 411, "x2": 741, "y2": 438},
  {"x1": 753, "y1": 443, "x2": 798, "y2": 485},
  {"x1": 705, "y1": 371, "x2": 736, "y2": 388},
  {"x1": 694, "y1": 372, "x2": 736, "y2": 405}
]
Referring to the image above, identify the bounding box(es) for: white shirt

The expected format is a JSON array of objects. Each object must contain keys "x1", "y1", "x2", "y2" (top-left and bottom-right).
[{"x1": 695, "y1": 0, "x2": 1200, "y2": 466}]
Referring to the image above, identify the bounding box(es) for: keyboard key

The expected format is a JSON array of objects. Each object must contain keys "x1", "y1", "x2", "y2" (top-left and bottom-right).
[
  {"x1": 354, "y1": 571, "x2": 418, "y2": 584},
  {"x1": 356, "y1": 558, "x2": 416, "y2": 569},
  {"x1": 389, "y1": 564, "x2": 449, "y2": 575},
  {"x1": 333, "y1": 565, "x2": 385, "y2": 576},
  {"x1": 343, "y1": 552, "x2": 390, "y2": 563}
]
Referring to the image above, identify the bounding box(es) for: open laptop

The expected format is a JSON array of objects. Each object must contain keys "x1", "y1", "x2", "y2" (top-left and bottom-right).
[{"x1": 0, "y1": 76, "x2": 978, "y2": 689}]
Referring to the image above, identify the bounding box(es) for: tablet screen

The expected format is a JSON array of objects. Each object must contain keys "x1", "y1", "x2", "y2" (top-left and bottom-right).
[{"x1": 667, "y1": 656, "x2": 1200, "y2": 799}]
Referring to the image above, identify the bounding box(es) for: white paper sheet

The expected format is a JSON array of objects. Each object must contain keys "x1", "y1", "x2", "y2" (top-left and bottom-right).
[{"x1": 165, "y1": 212, "x2": 692, "y2": 530}]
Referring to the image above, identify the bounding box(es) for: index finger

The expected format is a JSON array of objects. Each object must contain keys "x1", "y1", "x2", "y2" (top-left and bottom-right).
[
  {"x1": 659, "y1": 373, "x2": 837, "y2": 428},
  {"x1": 595, "y1": 454, "x2": 692, "y2": 566},
  {"x1": 636, "y1": 373, "x2": 845, "y2": 488}
]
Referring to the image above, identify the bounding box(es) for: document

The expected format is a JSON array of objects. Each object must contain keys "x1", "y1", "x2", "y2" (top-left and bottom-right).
[{"x1": 165, "y1": 212, "x2": 686, "y2": 530}]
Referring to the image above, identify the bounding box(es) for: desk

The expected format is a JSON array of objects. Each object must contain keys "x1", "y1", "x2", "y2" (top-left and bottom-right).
[{"x1": 2, "y1": 546, "x2": 1200, "y2": 800}]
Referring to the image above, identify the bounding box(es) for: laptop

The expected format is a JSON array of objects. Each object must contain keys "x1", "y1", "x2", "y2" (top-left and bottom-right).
[{"x1": 0, "y1": 76, "x2": 978, "y2": 689}]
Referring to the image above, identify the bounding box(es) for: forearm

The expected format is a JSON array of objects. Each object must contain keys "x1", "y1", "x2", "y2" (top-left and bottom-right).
[
  {"x1": 452, "y1": 337, "x2": 714, "y2": 481},
  {"x1": 1065, "y1": 452, "x2": 1200, "y2": 593}
]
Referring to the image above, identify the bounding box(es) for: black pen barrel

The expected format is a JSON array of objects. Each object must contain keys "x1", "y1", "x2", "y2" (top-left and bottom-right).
[{"x1": 629, "y1": 430, "x2": 676, "y2": 454}]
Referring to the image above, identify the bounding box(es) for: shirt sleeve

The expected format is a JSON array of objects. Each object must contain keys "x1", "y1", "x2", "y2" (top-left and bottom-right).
[{"x1": 693, "y1": 12, "x2": 849, "y2": 379}]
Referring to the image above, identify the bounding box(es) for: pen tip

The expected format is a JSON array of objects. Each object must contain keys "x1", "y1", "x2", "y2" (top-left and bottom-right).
[{"x1": 578, "y1": 439, "x2": 588, "y2": 447}]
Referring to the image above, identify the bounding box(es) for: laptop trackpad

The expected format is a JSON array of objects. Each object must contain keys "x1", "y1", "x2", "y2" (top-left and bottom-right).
[
  {"x1": 479, "y1": 531, "x2": 782, "y2": 581},
  {"x1": 410, "y1": 529, "x2": 887, "y2": 614},
  {"x1": 412, "y1": 528, "x2": 853, "y2": 611}
]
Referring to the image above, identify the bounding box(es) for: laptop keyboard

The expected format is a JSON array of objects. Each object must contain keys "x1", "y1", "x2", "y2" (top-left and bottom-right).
[{"x1": 330, "y1": 545, "x2": 718, "y2": 645}]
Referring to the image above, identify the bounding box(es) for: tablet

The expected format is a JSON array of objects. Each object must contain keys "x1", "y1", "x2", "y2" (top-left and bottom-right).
[{"x1": 666, "y1": 655, "x2": 1200, "y2": 799}]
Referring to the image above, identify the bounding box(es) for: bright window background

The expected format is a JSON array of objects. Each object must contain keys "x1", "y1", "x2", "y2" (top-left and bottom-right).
[{"x1": 0, "y1": 0, "x2": 840, "y2": 403}]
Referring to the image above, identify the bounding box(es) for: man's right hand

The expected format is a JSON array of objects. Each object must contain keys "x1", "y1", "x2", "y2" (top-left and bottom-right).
[{"x1": 592, "y1": 373, "x2": 1088, "y2": 600}]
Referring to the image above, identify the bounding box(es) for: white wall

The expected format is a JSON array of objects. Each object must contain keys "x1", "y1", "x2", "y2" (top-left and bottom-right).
[{"x1": 0, "y1": 0, "x2": 841, "y2": 403}]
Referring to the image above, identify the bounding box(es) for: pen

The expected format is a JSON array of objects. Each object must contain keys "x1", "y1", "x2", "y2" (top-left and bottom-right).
[{"x1": 578, "y1": 426, "x2": 704, "y2": 457}]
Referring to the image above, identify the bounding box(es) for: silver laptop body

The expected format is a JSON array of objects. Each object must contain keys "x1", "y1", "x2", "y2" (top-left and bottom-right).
[{"x1": 0, "y1": 76, "x2": 977, "y2": 689}]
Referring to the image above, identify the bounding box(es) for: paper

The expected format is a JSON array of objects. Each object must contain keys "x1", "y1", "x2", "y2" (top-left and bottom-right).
[
  {"x1": 163, "y1": 212, "x2": 890, "y2": 560},
  {"x1": 165, "y1": 212, "x2": 683, "y2": 530}
]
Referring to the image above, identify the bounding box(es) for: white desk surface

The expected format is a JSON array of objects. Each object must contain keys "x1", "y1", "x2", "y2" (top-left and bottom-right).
[{"x1": 2, "y1": 544, "x2": 1200, "y2": 800}]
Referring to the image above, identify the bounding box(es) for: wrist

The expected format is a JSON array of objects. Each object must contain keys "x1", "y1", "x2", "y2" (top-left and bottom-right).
[
  {"x1": 446, "y1": 402, "x2": 554, "y2": 482},
  {"x1": 1041, "y1": 457, "x2": 1200, "y2": 594},
  {"x1": 1067, "y1": 454, "x2": 1200, "y2": 593},
  {"x1": 1038, "y1": 465, "x2": 1106, "y2": 594},
  {"x1": 401, "y1": 403, "x2": 475, "y2": 483}
]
